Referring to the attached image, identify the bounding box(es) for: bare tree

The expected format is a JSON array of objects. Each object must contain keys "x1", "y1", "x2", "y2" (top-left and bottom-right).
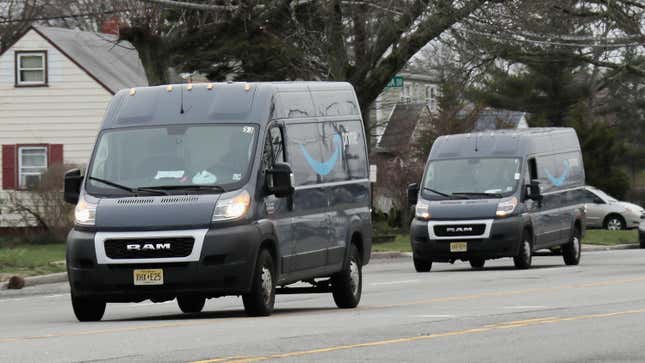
[{"x1": 1, "y1": 164, "x2": 75, "y2": 241}]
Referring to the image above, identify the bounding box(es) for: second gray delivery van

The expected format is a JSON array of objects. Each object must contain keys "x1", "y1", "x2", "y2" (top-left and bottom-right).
[
  {"x1": 408, "y1": 128, "x2": 585, "y2": 271},
  {"x1": 63, "y1": 82, "x2": 372, "y2": 321}
]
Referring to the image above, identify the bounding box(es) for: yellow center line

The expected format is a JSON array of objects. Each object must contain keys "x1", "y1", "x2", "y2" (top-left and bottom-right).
[
  {"x1": 192, "y1": 308, "x2": 645, "y2": 363},
  {"x1": 2, "y1": 276, "x2": 645, "y2": 344}
]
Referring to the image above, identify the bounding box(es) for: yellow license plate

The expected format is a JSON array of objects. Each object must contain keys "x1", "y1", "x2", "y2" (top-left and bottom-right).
[
  {"x1": 450, "y1": 242, "x2": 467, "y2": 252},
  {"x1": 133, "y1": 269, "x2": 163, "y2": 286}
]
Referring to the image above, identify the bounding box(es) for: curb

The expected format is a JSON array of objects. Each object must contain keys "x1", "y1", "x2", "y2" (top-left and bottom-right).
[
  {"x1": 582, "y1": 243, "x2": 640, "y2": 251},
  {"x1": 1, "y1": 272, "x2": 67, "y2": 290}
]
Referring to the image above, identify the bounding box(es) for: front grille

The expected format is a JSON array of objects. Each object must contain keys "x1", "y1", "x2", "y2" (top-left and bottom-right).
[
  {"x1": 104, "y1": 238, "x2": 194, "y2": 259},
  {"x1": 434, "y1": 224, "x2": 486, "y2": 237}
]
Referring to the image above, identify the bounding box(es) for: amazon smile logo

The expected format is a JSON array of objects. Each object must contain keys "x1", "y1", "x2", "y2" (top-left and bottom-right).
[
  {"x1": 299, "y1": 134, "x2": 342, "y2": 176},
  {"x1": 544, "y1": 159, "x2": 570, "y2": 187}
]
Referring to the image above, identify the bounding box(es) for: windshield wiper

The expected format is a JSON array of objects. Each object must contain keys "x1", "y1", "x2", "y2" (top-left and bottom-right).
[
  {"x1": 143, "y1": 185, "x2": 227, "y2": 193},
  {"x1": 452, "y1": 192, "x2": 504, "y2": 199},
  {"x1": 423, "y1": 187, "x2": 455, "y2": 199},
  {"x1": 89, "y1": 177, "x2": 168, "y2": 196}
]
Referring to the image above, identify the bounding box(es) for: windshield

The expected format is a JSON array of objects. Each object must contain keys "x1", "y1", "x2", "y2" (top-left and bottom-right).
[
  {"x1": 86, "y1": 124, "x2": 258, "y2": 196},
  {"x1": 422, "y1": 158, "x2": 521, "y2": 199}
]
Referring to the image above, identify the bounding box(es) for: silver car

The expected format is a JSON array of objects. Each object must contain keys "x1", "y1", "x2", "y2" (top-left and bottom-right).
[{"x1": 583, "y1": 186, "x2": 644, "y2": 230}]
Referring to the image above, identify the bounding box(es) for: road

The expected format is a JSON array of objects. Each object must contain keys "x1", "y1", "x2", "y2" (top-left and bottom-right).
[{"x1": 2, "y1": 249, "x2": 645, "y2": 363}]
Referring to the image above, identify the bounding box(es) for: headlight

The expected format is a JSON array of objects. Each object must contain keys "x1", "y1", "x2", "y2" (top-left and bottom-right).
[
  {"x1": 415, "y1": 199, "x2": 431, "y2": 220},
  {"x1": 496, "y1": 196, "x2": 518, "y2": 218},
  {"x1": 75, "y1": 195, "x2": 97, "y2": 226},
  {"x1": 212, "y1": 190, "x2": 251, "y2": 221}
]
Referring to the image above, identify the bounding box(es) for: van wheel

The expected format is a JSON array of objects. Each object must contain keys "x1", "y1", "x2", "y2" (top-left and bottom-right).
[
  {"x1": 604, "y1": 215, "x2": 625, "y2": 230},
  {"x1": 513, "y1": 231, "x2": 533, "y2": 270},
  {"x1": 413, "y1": 255, "x2": 432, "y2": 272},
  {"x1": 562, "y1": 228, "x2": 581, "y2": 266},
  {"x1": 469, "y1": 258, "x2": 485, "y2": 269},
  {"x1": 177, "y1": 296, "x2": 206, "y2": 313},
  {"x1": 71, "y1": 295, "x2": 106, "y2": 322},
  {"x1": 331, "y1": 245, "x2": 362, "y2": 309},
  {"x1": 243, "y1": 249, "x2": 275, "y2": 317}
]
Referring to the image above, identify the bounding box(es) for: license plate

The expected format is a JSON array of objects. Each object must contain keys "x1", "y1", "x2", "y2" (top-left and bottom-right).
[
  {"x1": 133, "y1": 269, "x2": 163, "y2": 286},
  {"x1": 450, "y1": 242, "x2": 467, "y2": 252}
]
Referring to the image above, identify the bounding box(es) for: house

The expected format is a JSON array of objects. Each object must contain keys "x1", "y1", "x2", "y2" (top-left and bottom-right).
[
  {"x1": 372, "y1": 103, "x2": 432, "y2": 215},
  {"x1": 472, "y1": 108, "x2": 529, "y2": 131},
  {"x1": 0, "y1": 25, "x2": 147, "y2": 227},
  {"x1": 370, "y1": 72, "x2": 439, "y2": 147}
]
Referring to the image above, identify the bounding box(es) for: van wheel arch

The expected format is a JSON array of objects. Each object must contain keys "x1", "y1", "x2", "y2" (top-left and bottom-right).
[
  {"x1": 257, "y1": 239, "x2": 279, "y2": 276},
  {"x1": 346, "y1": 232, "x2": 364, "y2": 268}
]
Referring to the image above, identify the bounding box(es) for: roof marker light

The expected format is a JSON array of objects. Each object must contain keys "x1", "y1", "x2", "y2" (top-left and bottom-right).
[
  {"x1": 187, "y1": 84, "x2": 193, "y2": 91},
  {"x1": 167, "y1": 85, "x2": 173, "y2": 92},
  {"x1": 207, "y1": 83, "x2": 213, "y2": 90},
  {"x1": 244, "y1": 83, "x2": 251, "y2": 91},
  {"x1": 129, "y1": 88, "x2": 136, "y2": 96}
]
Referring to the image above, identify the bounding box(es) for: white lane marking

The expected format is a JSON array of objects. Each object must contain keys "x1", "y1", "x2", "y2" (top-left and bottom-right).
[
  {"x1": 42, "y1": 294, "x2": 67, "y2": 299},
  {"x1": 414, "y1": 315, "x2": 457, "y2": 318},
  {"x1": 503, "y1": 306, "x2": 548, "y2": 309},
  {"x1": 370, "y1": 279, "x2": 420, "y2": 286},
  {"x1": 0, "y1": 293, "x2": 69, "y2": 303}
]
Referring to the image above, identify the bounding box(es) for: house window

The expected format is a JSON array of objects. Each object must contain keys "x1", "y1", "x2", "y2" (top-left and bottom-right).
[
  {"x1": 15, "y1": 51, "x2": 47, "y2": 86},
  {"x1": 19, "y1": 147, "x2": 48, "y2": 189}
]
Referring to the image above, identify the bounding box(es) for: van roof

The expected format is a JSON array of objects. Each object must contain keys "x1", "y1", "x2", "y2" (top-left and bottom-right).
[
  {"x1": 100, "y1": 82, "x2": 360, "y2": 130},
  {"x1": 429, "y1": 127, "x2": 581, "y2": 159}
]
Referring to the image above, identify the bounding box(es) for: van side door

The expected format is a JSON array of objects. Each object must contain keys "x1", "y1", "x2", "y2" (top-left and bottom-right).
[
  {"x1": 284, "y1": 121, "x2": 332, "y2": 272},
  {"x1": 260, "y1": 125, "x2": 295, "y2": 273},
  {"x1": 524, "y1": 157, "x2": 553, "y2": 248},
  {"x1": 324, "y1": 120, "x2": 370, "y2": 269}
]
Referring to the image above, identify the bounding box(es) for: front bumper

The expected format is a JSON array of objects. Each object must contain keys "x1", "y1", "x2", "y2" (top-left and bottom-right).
[
  {"x1": 410, "y1": 216, "x2": 523, "y2": 262},
  {"x1": 66, "y1": 225, "x2": 261, "y2": 302}
]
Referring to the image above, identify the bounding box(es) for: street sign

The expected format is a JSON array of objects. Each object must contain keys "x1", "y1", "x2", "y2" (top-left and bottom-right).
[{"x1": 385, "y1": 76, "x2": 404, "y2": 88}]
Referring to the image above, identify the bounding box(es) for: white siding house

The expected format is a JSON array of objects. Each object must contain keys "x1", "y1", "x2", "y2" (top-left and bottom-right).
[{"x1": 0, "y1": 26, "x2": 147, "y2": 227}]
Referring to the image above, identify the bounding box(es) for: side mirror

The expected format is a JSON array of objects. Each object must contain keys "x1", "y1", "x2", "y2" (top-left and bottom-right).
[
  {"x1": 267, "y1": 162, "x2": 294, "y2": 198},
  {"x1": 525, "y1": 180, "x2": 542, "y2": 201},
  {"x1": 407, "y1": 183, "x2": 419, "y2": 206},
  {"x1": 64, "y1": 169, "x2": 83, "y2": 204}
]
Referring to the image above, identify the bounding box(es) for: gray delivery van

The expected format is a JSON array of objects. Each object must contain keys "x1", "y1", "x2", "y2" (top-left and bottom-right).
[
  {"x1": 63, "y1": 82, "x2": 372, "y2": 321},
  {"x1": 408, "y1": 128, "x2": 585, "y2": 272}
]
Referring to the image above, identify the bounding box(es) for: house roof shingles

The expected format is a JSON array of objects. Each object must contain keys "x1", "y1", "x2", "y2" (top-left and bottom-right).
[
  {"x1": 378, "y1": 103, "x2": 426, "y2": 151},
  {"x1": 34, "y1": 26, "x2": 148, "y2": 94}
]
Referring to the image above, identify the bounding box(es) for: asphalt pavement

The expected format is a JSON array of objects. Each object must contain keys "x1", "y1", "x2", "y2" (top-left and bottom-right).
[{"x1": 2, "y1": 249, "x2": 645, "y2": 362}]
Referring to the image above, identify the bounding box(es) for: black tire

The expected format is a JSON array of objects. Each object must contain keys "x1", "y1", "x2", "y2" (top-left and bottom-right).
[
  {"x1": 243, "y1": 249, "x2": 275, "y2": 317},
  {"x1": 469, "y1": 258, "x2": 485, "y2": 269},
  {"x1": 177, "y1": 296, "x2": 206, "y2": 313},
  {"x1": 71, "y1": 295, "x2": 106, "y2": 322},
  {"x1": 413, "y1": 255, "x2": 432, "y2": 272},
  {"x1": 603, "y1": 215, "x2": 626, "y2": 230},
  {"x1": 331, "y1": 244, "x2": 362, "y2": 309},
  {"x1": 562, "y1": 227, "x2": 582, "y2": 266},
  {"x1": 513, "y1": 230, "x2": 533, "y2": 270}
]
